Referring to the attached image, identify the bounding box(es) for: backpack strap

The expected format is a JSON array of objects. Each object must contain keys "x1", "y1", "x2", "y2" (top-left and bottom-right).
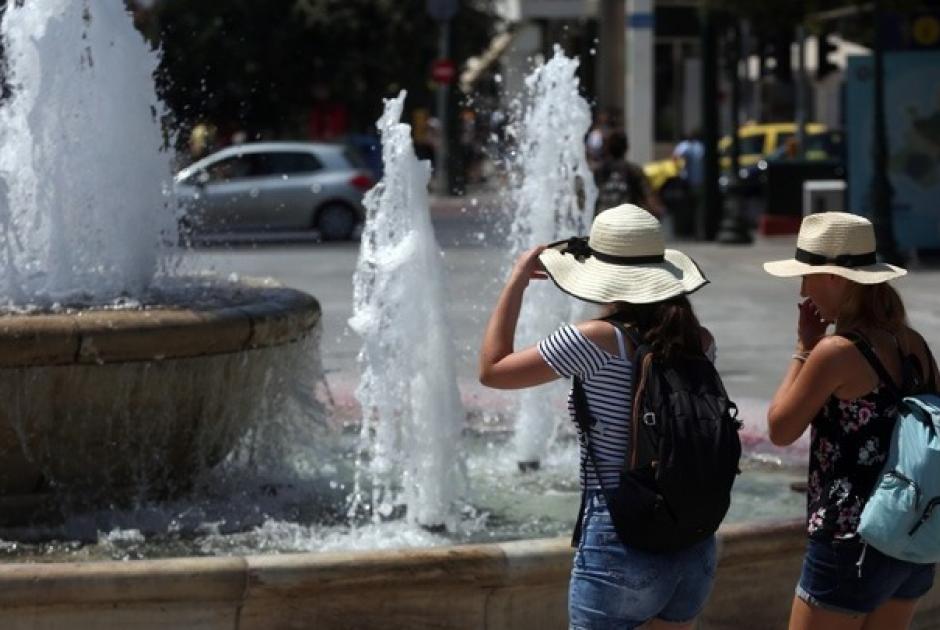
[
  {"x1": 604, "y1": 319, "x2": 659, "y2": 471},
  {"x1": 570, "y1": 376, "x2": 612, "y2": 546},
  {"x1": 569, "y1": 319, "x2": 642, "y2": 546},
  {"x1": 839, "y1": 331, "x2": 903, "y2": 400},
  {"x1": 912, "y1": 338, "x2": 938, "y2": 393},
  {"x1": 926, "y1": 342, "x2": 938, "y2": 391}
]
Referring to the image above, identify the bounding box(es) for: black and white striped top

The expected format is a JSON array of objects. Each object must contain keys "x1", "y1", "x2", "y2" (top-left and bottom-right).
[{"x1": 537, "y1": 324, "x2": 715, "y2": 490}]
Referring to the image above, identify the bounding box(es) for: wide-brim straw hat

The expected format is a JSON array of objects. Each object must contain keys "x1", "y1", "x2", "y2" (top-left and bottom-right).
[
  {"x1": 538, "y1": 204, "x2": 707, "y2": 304},
  {"x1": 763, "y1": 211, "x2": 906, "y2": 284}
]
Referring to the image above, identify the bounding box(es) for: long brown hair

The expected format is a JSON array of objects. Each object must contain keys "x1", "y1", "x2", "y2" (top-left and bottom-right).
[
  {"x1": 835, "y1": 281, "x2": 907, "y2": 335},
  {"x1": 607, "y1": 295, "x2": 704, "y2": 360}
]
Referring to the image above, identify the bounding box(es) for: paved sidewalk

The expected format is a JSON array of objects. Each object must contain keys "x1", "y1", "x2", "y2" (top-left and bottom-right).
[{"x1": 187, "y1": 198, "x2": 940, "y2": 443}]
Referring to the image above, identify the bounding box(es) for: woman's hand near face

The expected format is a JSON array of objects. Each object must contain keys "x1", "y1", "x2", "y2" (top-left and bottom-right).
[{"x1": 797, "y1": 298, "x2": 828, "y2": 352}]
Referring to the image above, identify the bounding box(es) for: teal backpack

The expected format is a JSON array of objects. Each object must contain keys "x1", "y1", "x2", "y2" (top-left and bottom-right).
[{"x1": 851, "y1": 334, "x2": 940, "y2": 564}]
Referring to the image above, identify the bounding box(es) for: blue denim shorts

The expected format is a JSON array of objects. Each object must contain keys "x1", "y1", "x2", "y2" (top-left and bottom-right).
[
  {"x1": 796, "y1": 537, "x2": 936, "y2": 616},
  {"x1": 569, "y1": 490, "x2": 717, "y2": 630}
]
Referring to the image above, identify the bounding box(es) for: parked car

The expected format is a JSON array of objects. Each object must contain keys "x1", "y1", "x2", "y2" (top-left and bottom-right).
[
  {"x1": 720, "y1": 129, "x2": 846, "y2": 197},
  {"x1": 174, "y1": 142, "x2": 374, "y2": 240},
  {"x1": 643, "y1": 121, "x2": 830, "y2": 194}
]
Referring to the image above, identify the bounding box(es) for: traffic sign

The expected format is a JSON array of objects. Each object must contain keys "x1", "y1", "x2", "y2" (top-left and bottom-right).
[
  {"x1": 426, "y1": 0, "x2": 458, "y2": 22},
  {"x1": 430, "y1": 59, "x2": 456, "y2": 84}
]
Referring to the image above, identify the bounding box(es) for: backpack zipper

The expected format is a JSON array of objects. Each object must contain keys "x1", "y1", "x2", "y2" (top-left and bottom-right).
[
  {"x1": 884, "y1": 470, "x2": 922, "y2": 507},
  {"x1": 908, "y1": 497, "x2": 940, "y2": 536}
]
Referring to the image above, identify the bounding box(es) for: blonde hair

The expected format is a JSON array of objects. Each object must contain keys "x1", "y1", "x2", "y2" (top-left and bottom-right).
[{"x1": 835, "y1": 281, "x2": 907, "y2": 334}]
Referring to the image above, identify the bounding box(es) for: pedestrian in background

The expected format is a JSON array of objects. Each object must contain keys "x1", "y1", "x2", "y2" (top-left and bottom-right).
[
  {"x1": 479, "y1": 204, "x2": 721, "y2": 629},
  {"x1": 764, "y1": 212, "x2": 937, "y2": 630},
  {"x1": 586, "y1": 109, "x2": 614, "y2": 173},
  {"x1": 672, "y1": 129, "x2": 704, "y2": 226},
  {"x1": 595, "y1": 130, "x2": 661, "y2": 218}
]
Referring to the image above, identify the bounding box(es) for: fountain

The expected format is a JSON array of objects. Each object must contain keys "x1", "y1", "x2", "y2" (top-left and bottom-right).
[
  {"x1": 0, "y1": 2, "x2": 320, "y2": 505},
  {"x1": 348, "y1": 91, "x2": 464, "y2": 529},
  {"x1": 502, "y1": 47, "x2": 597, "y2": 469},
  {"x1": 0, "y1": 5, "x2": 935, "y2": 629}
]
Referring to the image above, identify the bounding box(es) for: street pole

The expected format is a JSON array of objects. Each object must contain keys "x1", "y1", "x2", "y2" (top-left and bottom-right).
[
  {"x1": 795, "y1": 25, "x2": 806, "y2": 158},
  {"x1": 871, "y1": 1, "x2": 901, "y2": 264},
  {"x1": 427, "y1": 0, "x2": 457, "y2": 194},
  {"x1": 436, "y1": 20, "x2": 451, "y2": 195},
  {"x1": 598, "y1": 0, "x2": 624, "y2": 118},
  {"x1": 700, "y1": 7, "x2": 720, "y2": 240},
  {"x1": 717, "y1": 19, "x2": 753, "y2": 244}
]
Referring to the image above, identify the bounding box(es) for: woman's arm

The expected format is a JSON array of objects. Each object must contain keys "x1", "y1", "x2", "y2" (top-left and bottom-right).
[
  {"x1": 767, "y1": 337, "x2": 847, "y2": 445},
  {"x1": 767, "y1": 299, "x2": 845, "y2": 446},
  {"x1": 478, "y1": 246, "x2": 559, "y2": 390}
]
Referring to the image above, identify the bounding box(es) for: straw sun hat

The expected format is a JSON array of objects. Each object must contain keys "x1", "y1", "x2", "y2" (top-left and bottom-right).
[
  {"x1": 538, "y1": 204, "x2": 707, "y2": 304},
  {"x1": 763, "y1": 212, "x2": 906, "y2": 284}
]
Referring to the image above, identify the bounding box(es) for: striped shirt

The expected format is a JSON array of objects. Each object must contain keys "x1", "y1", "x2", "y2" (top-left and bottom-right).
[
  {"x1": 537, "y1": 324, "x2": 716, "y2": 490},
  {"x1": 538, "y1": 324, "x2": 633, "y2": 489}
]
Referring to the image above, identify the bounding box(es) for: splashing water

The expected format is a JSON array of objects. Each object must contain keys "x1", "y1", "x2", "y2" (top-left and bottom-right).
[
  {"x1": 348, "y1": 91, "x2": 465, "y2": 528},
  {"x1": 0, "y1": 1, "x2": 177, "y2": 306},
  {"x1": 504, "y1": 47, "x2": 597, "y2": 465}
]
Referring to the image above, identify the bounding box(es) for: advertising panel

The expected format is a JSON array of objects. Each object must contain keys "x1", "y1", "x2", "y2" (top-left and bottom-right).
[{"x1": 846, "y1": 52, "x2": 940, "y2": 250}]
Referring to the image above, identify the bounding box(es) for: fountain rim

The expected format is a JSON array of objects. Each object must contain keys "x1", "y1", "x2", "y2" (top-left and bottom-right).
[{"x1": 0, "y1": 280, "x2": 320, "y2": 367}]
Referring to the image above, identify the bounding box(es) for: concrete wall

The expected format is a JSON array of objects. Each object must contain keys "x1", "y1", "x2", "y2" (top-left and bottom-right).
[{"x1": 0, "y1": 521, "x2": 937, "y2": 629}]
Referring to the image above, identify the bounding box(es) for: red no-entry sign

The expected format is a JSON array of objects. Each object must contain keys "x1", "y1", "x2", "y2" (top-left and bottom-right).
[{"x1": 431, "y1": 59, "x2": 456, "y2": 85}]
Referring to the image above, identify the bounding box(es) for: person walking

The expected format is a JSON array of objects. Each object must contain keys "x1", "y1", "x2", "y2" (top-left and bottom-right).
[
  {"x1": 764, "y1": 212, "x2": 938, "y2": 630},
  {"x1": 595, "y1": 130, "x2": 662, "y2": 218},
  {"x1": 479, "y1": 204, "x2": 723, "y2": 629},
  {"x1": 670, "y1": 130, "x2": 705, "y2": 235}
]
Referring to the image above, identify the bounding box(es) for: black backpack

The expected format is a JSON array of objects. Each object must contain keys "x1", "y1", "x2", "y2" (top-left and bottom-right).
[
  {"x1": 572, "y1": 323, "x2": 742, "y2": 552},
  {"x1": 596, "y1": 160, "x2": 647, "y2": 212}
]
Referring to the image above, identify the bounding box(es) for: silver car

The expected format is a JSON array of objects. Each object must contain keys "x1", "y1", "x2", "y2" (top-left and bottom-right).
[{"x1": 174, "y1": 142, "x2": 373, "y2": 240}]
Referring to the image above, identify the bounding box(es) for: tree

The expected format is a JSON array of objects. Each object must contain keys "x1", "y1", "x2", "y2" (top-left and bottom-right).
[{"x1": 135, "y1": 0, "x2": 500, "y2": 149}]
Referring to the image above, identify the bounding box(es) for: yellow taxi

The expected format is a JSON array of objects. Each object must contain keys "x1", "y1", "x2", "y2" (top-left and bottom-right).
[{"x1": 644, "y1": 122, "x2": 829, "y2": 192}]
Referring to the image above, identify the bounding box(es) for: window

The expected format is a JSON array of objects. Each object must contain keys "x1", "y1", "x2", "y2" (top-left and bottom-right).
[
  {"x1": 205, "y1": 155, "x2": 253, "y2": 182},
  {"x1": 248, "y1": 152, "x2": 322, "y2": 177},
  {"x1": 738, "y1": 134, "x2": 766, "y2": 156},
  {"x1": 719, "y1": 134, "x2": 765, "y2": 158},
  {"x1": 343, "y1": 147, "x2": 368, "y2": 169}
]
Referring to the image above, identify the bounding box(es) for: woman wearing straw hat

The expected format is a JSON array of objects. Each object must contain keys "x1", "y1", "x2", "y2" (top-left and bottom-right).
[
  {"x1": 765, "y1": 212, "x2": 937, "y2": 629},
  {"x1": 479, "y1": 204, "x2": 717, "y2": 629}
]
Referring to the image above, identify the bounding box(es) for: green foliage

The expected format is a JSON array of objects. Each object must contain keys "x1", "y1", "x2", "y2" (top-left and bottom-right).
[{"x1": 139, "y1": 0, "x2": 499, "y2": 143}]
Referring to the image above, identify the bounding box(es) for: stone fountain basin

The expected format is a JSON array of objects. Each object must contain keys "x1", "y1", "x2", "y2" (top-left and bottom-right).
[
  {"x1": 0, "y1": 281, "x2": 320, "y2": 499},
  {"x1": 0, "y1": 522, "x2": 936, "y2": 629}
]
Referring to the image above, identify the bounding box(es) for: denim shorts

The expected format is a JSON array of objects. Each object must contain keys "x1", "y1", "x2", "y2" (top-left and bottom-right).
[
  {"x1": 796, "y1": 537, "x2": 936, "y2": 616},
  {"x1": 569, "y1": 490, "x2": 717, "y2": 630}
]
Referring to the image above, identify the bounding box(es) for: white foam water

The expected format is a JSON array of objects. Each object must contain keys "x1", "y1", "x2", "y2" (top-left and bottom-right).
[
  {"x1": 503, "y1": 47, "x2": 598, "y2": 465},
  {"x1": 348, "y1": 91, "x2": 465, "y2": 528},
  {"x1": 0, "y1": 1, "x2": 177, "y2": 306}
]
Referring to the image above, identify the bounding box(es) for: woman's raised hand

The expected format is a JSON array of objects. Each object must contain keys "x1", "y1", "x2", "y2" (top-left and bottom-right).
[
  {"x1": 511, "y1": 245, "x2": 548, "y2": 284},
  {"x1": 797, "y1": 298, "x2": 828, "y2": 352}
]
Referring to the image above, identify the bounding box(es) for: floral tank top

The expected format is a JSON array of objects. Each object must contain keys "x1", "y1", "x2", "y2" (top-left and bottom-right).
[{"x1": 806, "y1": 384, "x2": 898, "y2": 540}]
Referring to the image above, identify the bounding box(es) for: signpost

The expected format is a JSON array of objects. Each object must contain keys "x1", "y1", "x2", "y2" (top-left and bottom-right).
[
  {"x1": 427, "y1": 0, "x2": 458, "y2": 193},
  {"x1": 430, "y1": 59, "x2": 456, "y2": 84}
]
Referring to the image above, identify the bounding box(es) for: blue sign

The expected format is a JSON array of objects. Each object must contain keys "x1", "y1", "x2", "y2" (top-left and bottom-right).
[
  {"x1": 846, "y1": 52, "x2": 940, "y2": 250},
  {"x1": 627, "y1": 12, "x2": 655, "y2": 29}
]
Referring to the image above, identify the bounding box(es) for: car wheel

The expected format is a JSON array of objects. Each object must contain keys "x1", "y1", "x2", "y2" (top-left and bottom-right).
[{"x1": 315, "y1": 203, "x2": 357, "y2": 241}]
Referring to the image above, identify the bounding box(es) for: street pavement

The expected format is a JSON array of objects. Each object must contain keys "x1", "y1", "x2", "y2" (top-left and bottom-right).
[{"x1": 183, "y1": 197, "x2": 940, "y2": 442}]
